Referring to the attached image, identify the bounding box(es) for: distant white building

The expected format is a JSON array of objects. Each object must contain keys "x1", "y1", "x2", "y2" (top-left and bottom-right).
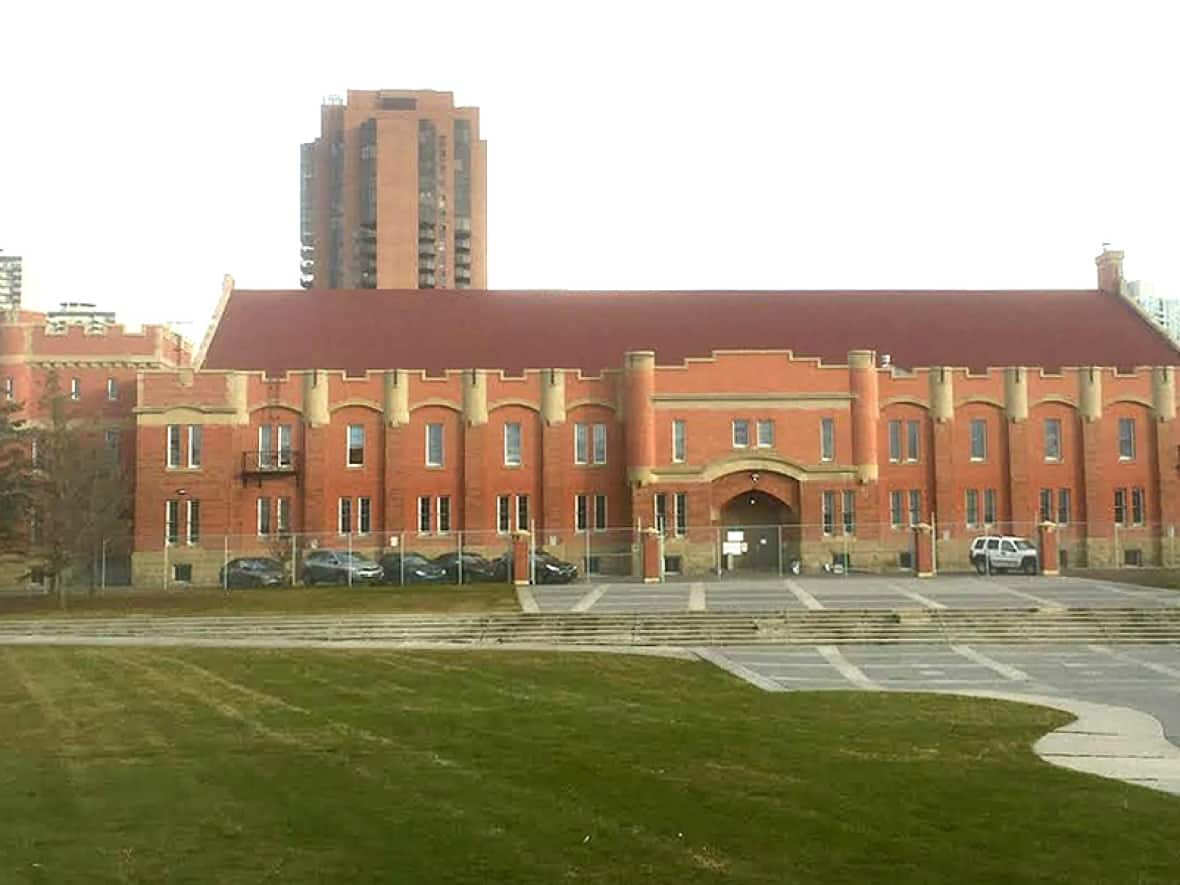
[
  {"x1": 0, "y1": 252, "x2": 21, "y2": 311},
  {"x1": 1128, "y1": 280, "x2": 1180, "y2": 343}
]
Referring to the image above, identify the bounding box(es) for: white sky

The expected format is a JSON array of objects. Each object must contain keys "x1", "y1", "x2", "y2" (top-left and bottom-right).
[{"x1": 1, "y1": 0, "x2": 1177, "y2": 337}]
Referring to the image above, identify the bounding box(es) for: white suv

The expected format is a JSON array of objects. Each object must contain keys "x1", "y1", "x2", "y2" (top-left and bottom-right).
[{"x1": 969, "y1": 536, "x2": 1040, "y2": 575}]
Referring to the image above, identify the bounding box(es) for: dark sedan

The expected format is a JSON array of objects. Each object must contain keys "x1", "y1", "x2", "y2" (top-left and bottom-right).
[
  {"x1": 493, "y1": 550, "x2": 579, "y2": 584},
  {"x1": 378, "y1": 553, "x2": 449, "y2": 585},
  {"x1": 431, "y1": 552, "x2": 501, "y2": 583},
  {"x1": 219, "y1": 557, "x2": 287, "y2": 589}
]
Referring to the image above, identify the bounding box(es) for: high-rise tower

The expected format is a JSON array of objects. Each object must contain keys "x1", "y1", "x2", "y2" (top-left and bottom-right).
[
  {"x1": 300, "y1": 90, "x2": 487, "y2": 290},
  {"x1": 0, "y1": 251, "x2": 23, "y2": 311}
]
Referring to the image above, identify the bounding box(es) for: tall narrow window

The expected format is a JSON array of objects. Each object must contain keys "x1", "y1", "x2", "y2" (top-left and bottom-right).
[
  {"x1": 357, "y1": 497, "x2": 371, "y2": 535},
  {"x1": 1039, "y1": 489, "x2": 1053, "y2": 523},
  {"x1": 756, "y1": 419, "x2": 774, "y2": 448},
  {"x1": 276, "y1": 497, "x2": 291, "y2": 534},
  {"x1": 165, "y1": 500, "x2": 180, "y2": 545},
  {"x1": 821, "y1": 491, "x2": 835, "y2": 535},
  {"x1": 1057, "y1": 489, "x2": 1071, "y2": 525},
  {"x1": 515, "y1": 494, "x2": 529, "y2": 531},
  {"x1": 347, "y1": 424, "x2": 365, "y2": 466},
  {"x1": 104, "y1": 429, "x2": 120, "y2": 452},
  {"x1": 888, "y1": 420, "x2": 902, "y2": 463},
  {"x1": 672, "y1": 420, "x2": 686, "y2": 463},
  {"x1": 106, "y1": 378, "x2": 118, "y2": 401},
  {"x1": 70, "y1": 378, "x2": 81, "y2": 401},
  {"x1": 1118, "y1": 418, "x2": 1136, "y2": 460},
  {"x1": 908, "y1": 490, "x2": 921, "y2": 526},
  {"x1": 889, "y1": 491, "x2": 904, "y2": 528},
  {"x1": 187, "y1": 426, "x2": 202, "y2": 468},
  {"x1": 504, "y1": 422, "x2": 522, "y2": 466},
  {"x1": 592, "y1": 423, "x2": 607, "y2": 464},
  {"x1": 2, "y1": 377, "x2": 12, "y2": 400},
  {"x1": 166, "y1": 425, "x2": 181, "y2": 468},
  {"x1": 437, "y1": 497, "x2": 451, "y2": 533},
  {"x1": 1131, "y1": 487, "x2": 1145, "y2": 525},
  {"x1": 574, "y1": 423, "x2": 588, "y2": 464},
  {"x1": 1044, "y1": 418, "x2": 1062, "y2": 461},
  {"x1": 575, "y1": 494, "x2": 588, "y2": 532},
  {"x1": 732, "y1": 419, "x2": 750, "y2": 448},
  {"x1": 970, "y1": 419, "x2": 987, "y2": 460},
  {"x1": 338, "y1": 497, "x2": 352, "y2": 534},
  {"x1": 258, "y1": 425, "x2": 274, "y2": 468},
  {"x1": 257, "y1": 498, "x2": 272, "y2": 536},
  {"x1": 905, "y1": 421, "x2": 920, "y2": 462},
  {"x1": 426, "y1": 423, "x2": 444, "y2": 467},
  {"x1": 983, "y1": 489, "x2": 997, "y2": 525},
  {"x1": 418, "y1": 496, "x2": 431, "y2": 533},
  {"x1": 1114, "y1": 488, "x2": 1127, "y2": 525},
  {"x1": 654, "y1": 493, "x2": 668, "y2": 533},
  {"x1": 497, "y1": 496, "x2": 510, "y2": 534},
  {"x1": 277, "y1": 424, "x2": 293, "y2": 468},
  {"x1": 842, "y1": 490, "x2": 855, "y2": 535},
  {"x1": 186, "y1": 500, "x2": 200, "y2": 545},
  {"x1": 820, "y1": 418, "x2": 835, "y2": 462},
  {"x1": 594, "y1": 495, "x2": 607, "y2": 531},
  {"x1": 674, "y1": 492, "x2": 687, "y2": 537},
  {"x1": 965, "y1": 489, "x2": 979, "y2": 527}
]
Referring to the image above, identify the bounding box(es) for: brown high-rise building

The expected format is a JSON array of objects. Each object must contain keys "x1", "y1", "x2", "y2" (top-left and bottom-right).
[{"x1": 300, "y1": 90, "x2": 487, "y2": 290}]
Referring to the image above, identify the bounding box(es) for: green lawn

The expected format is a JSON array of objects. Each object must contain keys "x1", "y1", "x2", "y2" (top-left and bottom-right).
[
  {"x1": 2, "y1": 648, "x2": 1178, "y2": 883},
  {"x1": 1071, "y1": 568, "x2": 1180, "y2": 591},
  {"x1": 0, "y1": 584, "x2": 520, "y2": 619}
]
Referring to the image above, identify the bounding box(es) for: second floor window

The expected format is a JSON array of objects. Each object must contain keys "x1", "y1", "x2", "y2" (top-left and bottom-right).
[
  {"x1": 187, "y1": 426, "x2": 202, "y2": 468},
  {"x1": 1044, "y1": 418, "x2": 1062, "y2": 461},
  {"x1": 574, "y1": 423, "x2": 589, "y2": 464},
  {"x1": 70, "y1": 378, "x2": 81, "y2": 401},
  {"x1": 2, "y1": 377, "x2": 12, "y2": 400},
  {"x1": 888, "y1": 420, "x2": 902, "y2": 463},
  {"x1": 672, "y1": 420, "x2": 686, "y2": 462},
  {"x1": 166, "y1": 425, "x2": 182, "y2": 468},
  {"x1": 970, "y1": 419, "x2": 987, "y2": 460},
  {"x1": 1118, "y1": 418, "x2": 1136, "y2": 460},
  {"x1": 504, "y1": 422, "x2": 522, "y2": 466},
  {"x1": 732, "y1": 419, "x2": 750, "y2": 448},
  {"x1": 905, "y1": 421, "x2": 920, "y2": 462},
  {"x1": 592, "y1": 423, "x2": 607, "y2": 464},
  {"x1": 426, "y1": 423, "x2": 444, "y2": 467},
  {"x1": 258, "y1": 424, "x2": 293, "y2": 468},
  {"x1": 347, "y1": 424, "x2": 365, "y2": 466},
  {"x1": 820, "y1": 418, "x2": 835, "y2": 462},
  {"x1": 106, "y1": 378, "x2": 118, "y2": 401},
  {"x1": 756, "y1": 419, "x2": 774, "y2": 447}
]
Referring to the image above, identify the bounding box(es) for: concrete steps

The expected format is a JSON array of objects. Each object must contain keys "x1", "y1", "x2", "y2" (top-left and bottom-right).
[{"x1": 2, "y1": 608, "x2": 1180, "y2": 647}]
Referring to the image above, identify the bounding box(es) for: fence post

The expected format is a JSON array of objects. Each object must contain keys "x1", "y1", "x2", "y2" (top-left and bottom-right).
[
  {"x1": 843, "y1": 530, "x2": 849, "y2": 578},
  {"x1": 223, "y1": 535, "x2": 229, "y2": 591},
  {"x1": 347, "y1": 531, "x2": 353, "y2": 587},
  {"x1": 457, "y1": 530, "x2": 464, "y2": 586},
  {"x1": 585, "y1": 526, "x2": 591, "y2": 582},
  {"x1": 1113, "y1": 521, "x2": 1120, "y2": 569},
  {"x1": 400, "y1": 533, "x2": 406, "y2": 585},
  {"x1": 777, "y1": 524, "x2": 783, "y2": 578},
  {"x1": 716, "y1": 526, "x2": 722, "y2": 578},
  {"x1": 931, "y1": 511, "x2": 938, "y2": 575},
  {"x1": 530, "y1": 519, "x2": 537, "y2": 585},
  {"x1": 290, "y1": 533, "x2": 297, "y2": 586},
  {"x1": 163, "y1": 540, "x2": 169, "y2": 591},
  {"x1": 100, "y1": 538, "x2": 108, "y2": 591}
]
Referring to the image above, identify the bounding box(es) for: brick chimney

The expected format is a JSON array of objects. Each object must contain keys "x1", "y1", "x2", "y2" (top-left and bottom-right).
[{"x1": 1095, "y1": 246, "x2": 1125, "y2": 295}]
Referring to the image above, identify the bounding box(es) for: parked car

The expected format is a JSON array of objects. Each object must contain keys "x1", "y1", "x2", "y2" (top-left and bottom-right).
[
  {"x1": 970, "y1": 536, "x2": 1039, "y2": 575},
  {"x1": 378, "y1": 552, "x2": 449, "y2": 585},
  {"x1": 301, "y1": 550, "x2": 385, "y2": 585},
  {"x1": 431, "y1": 552, "x2": 501, "y2": 584},
  {"x1": 219, "y1": 557, "x2": 288, "y2": 589},
  {"x1": 493, "y1": 550, "x2": 580, "y2": 584}
]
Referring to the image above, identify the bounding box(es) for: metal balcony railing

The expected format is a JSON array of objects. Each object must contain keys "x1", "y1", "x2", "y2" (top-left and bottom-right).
[{"x1": 241, "y1": 450, "x2": 300, "y2": 486}]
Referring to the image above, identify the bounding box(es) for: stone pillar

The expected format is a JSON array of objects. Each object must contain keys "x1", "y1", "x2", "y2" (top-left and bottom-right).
[
  {"x1": 1038, "y1": 522, "x2": 1060, "y2": 576},
  {"x1": 382, "y1": 370, "x2": 410, "y2": 535},
  {"x1": 1078, "y1": 367, "x2": 1109, "y2": 566},
  {"x1": 1005, "y1": 367, "x2": 1032, "y2": 532},
  {"x1": 642, "y1": 528, "x2": 662, "y2": 584},
  {"x1": 1095, "y1": 248, "x2": 1125, "y2": 295},
  {"x1": 912, "y1": 523, "x2": 935, "y2": 578},
  {"x1": 848, "y1": 350, "x2": 879, "y2": 482},
  {"x1": 540, "y1": 369, "x2": 567, "y2": 537},
  {"x1": 463, "y1": 370, "x2": 489, "y2": 531},
  {"x1": 512, "y1": 531, "x2": 531, "y2": 585},
  {"x1": 928, "y1": 367, "x2": 957, "y2": 535},
  {"x1": 1153, "y1": 367, "x2": 1178, "y2": 566},
  {"x1": 301, "y1": 370, "x2": 331, "y2": 535},
  {"x1": 623, "y1": 351, "x2": 656, "y2": 487}
]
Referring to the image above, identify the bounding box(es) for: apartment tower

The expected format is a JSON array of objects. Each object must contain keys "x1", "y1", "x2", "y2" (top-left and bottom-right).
[
  {"x1": 0, "y1": 251, "x2": 23, "y2": 311},
  {"x1": 300, "y1": 90, "x2": 487, "y2": 290}
]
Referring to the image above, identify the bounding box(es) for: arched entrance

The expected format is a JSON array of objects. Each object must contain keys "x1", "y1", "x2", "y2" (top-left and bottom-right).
[{"x1": 719, "y1": 490, "x2": 799, "y2": 572}]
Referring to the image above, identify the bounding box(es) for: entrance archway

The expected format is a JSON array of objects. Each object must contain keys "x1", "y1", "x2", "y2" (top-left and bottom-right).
[{"x1": 719, "y1": 489, "x2": 800, "y2": 573}]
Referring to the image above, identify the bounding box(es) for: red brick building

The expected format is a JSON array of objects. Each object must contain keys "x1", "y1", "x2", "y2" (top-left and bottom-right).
[{"x1": 130, "y1": 250, "x2": 1180, "y2": 585}]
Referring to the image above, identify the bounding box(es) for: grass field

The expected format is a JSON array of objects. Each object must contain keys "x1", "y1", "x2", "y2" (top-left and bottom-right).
[
  {"x1": 2, "y1": 648, "x2": 1179, "y2": 883},
  {"x1": 0, "y1": 584, "x2": 520, "y2": 619}
]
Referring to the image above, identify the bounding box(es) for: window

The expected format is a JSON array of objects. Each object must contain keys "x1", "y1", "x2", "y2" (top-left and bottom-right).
[
  {"x1": 595, "y1": 494, "x2": 608, "y2": 531},
  {"x1": 654, "y1": 493, "x2": 668, "y2": 533},
  {"x1": 277, "y1": 424, "x2": 292, "y2": 467},
  {"x1": 106, "y1": 378, "x2": 118, "y2": 401},
  {"x1": 820, "y1": 418, "x2": 835, "y2": 462},
  {"x1": 970, "y1": 419, "x2": 987, "y2": 460},
  {"x1": 2, "y1": 377, "x2": 12, "y2": 400},
  {"x1": 575, "y1": 494, "x2": 588, "y2": 531},
  {"x1": 1131, "y1": 487, "x2": 1145, "y2": 525},
  {"x1": 1114, "y1": 489, "x2": 1126, "y2": 526},
  {"x1": 258, "y1": 498, "x2": 272, "y2": 535},
  {"x1": 504, "y1": 422, "x2": 522, "y2": 466},
  {"x1": 426, "y1": 423, "x2": 444, "y2": 467},
  {"x1": 166, "y1": 425, "x2": 182, "y2": 468},
  {"x1": 908, "y1": 490, "x2": 921, "y2": 526},
  {"x1": 889, "y1": 491, "x2": 904, "y2": 528},
  {"x1": 842, "y1": 490, "x2": 855, "y2": 535},
  {"x1": 347, "y1": 424, "x2": 365, "y2": 466},
  {"x1": 906, "y1": 421, "x2": 920, "y2": 462},
  {"x1": 418, "y1": 496, "x2": 431, "y2": 533},
  {"x1": 277, "y1": 497, "x2": 291, "y2": 534},
  {"x1": 983, "y1": 489, "x2": 997, "y2": 525},
  {"x1": 965, "y1": 489, "x2": 979, "y2": 527},
  {"x1": 592, "y1": 423, "x2": 607, "y2": 464},
  {"x1": 358, "y1": 497, "x2": 371, "y2": 535},
  {"x1": 172, "y1": 564, "x2": 193, "y2": 583},
  {"x1": 338, "y1": 497, "x2": 352, "y2": 534},
  {"x1": 70, "y1": 378, "x2": 80, "y2": 401},
  {"x1": 822, "y1": 491, "x2": 835, "y2": 536},
  {"x1": 732, "y1": 419, "x2": 750, "y2": 448},
  {"x1": 165, "y1": 500, "x2": 180, "y2": 545},
  {"x1": 437, "y1": 496, "x2": 451, "y2": 533},
  {"x1": 574, "y1": 423, "x2": 588, "y2": 464},
  {"x1": 674, "y1": 492, "x2": 687, "y2": 537},
  {"x1": 1118, "y1": 418, "x2": 1136, "y2": 460},
  {"x1": 756, "y1": 419, "x2": 774, "y2": 447},
  {"x1": 186, "y1": 500, "x2": 200, "y2": 545},
  {"x1": 672, "y1": 420, "x2": 686, "y2": 462},
  {"x1": 515, "y1": 494, "x2": 529, "y2": 531},
  {"x1": 258, "y1": 425, "x2": 274, "y2": 468},
  {"x1": 1044, "y1": 418, "x2": 1062, "y2": 461},
  {"x1": 1057, "y1": 489, "x2": 1071, "y2": 525},
  {"x1": 497, "y1": 496, "x2": 511, "y2": 533},
  {"x1": 104, "y1": 429, "x2": 120, "y2": 452},
  {"x1": 1039, "y1": 489, "x2": 1053, "y2": 523},
  {"x1": 888, "y1": 421, "x2": 902, "y2": 463},
  {"x1": 187, "y1": 425, "x2": 202, "y2": 468}
]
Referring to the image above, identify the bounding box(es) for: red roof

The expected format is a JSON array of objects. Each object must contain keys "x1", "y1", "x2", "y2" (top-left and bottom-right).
[{"x1": 199, "y1": 288, "x2": 1180, "y2": 374}]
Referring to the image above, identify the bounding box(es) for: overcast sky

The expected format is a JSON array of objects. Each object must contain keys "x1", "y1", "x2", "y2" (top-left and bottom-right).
[{"x1": 1, "y1": 0, "x2": 1177, "y2": 336}]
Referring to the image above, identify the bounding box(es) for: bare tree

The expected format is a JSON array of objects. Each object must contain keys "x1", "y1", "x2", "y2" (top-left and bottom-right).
[{"x1": 0, "y1": 398, "x2": 32, "y2": 546}]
